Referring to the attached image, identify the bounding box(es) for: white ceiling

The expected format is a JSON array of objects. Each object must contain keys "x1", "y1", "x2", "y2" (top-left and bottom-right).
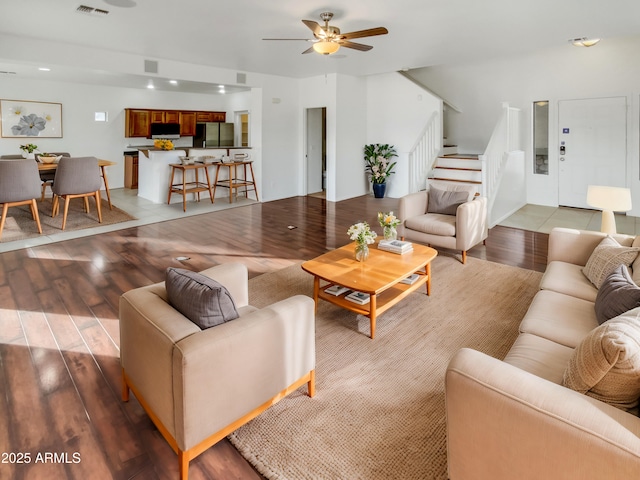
[{"x1": 2, "y1": 0, "x2": 640, "y2": 93}]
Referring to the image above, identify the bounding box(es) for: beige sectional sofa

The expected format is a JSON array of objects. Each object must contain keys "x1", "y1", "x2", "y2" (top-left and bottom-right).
[{"x1": 446, "y1": 227, "x2": 640, "y2": 479}]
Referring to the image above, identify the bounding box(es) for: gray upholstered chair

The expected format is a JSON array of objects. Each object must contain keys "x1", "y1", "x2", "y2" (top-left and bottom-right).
[
  {"x1": 0, "y1": 160, "x2": 43, "y2": 239},
  {"x1": 51, "y1": 156, "x2": 103, "y2": 230},
  {"x1": 39, "y1": 152, "x2": 70, "y2": 201},
  {"x1": 398, "y1": 180, "x2": 488, "y2": 264},
  {"x1": 120, "y1": 262, "x2": 316, "y2": 480}
]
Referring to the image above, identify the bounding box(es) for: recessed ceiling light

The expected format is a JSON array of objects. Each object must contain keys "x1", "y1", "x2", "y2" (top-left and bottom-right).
[
  {"x1": 147, "y1": 83, "x2": 154, "y2": 89},
  {"x1": 103, "y1": 0, "x2": 137, "y2": 7},
  {"x1": 169, "y1": 80, "x2": 178, "y2": 85},
  {"x1": 38, "y1": 67, "x2": 51, "y2": 71}
]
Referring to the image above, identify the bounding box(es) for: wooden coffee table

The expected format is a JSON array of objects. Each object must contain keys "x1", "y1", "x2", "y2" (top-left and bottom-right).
[{"x1": 301, "y1": 242, "x2": 438, "y2": 339}]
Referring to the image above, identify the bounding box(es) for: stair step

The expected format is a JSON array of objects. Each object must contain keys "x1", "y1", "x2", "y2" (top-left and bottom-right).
[
  {"x1": 432, "y1": 177, "x2": 482, "y2": 185},
  {"x1": 441, "y1": 154, "x2": 480, "y2": 159},
  {"x1": 434, "y1": 166, "x2": 481, "y2": 172}
]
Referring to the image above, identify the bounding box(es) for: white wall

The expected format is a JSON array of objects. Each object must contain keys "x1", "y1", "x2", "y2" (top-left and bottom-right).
[
  {"x1": 408, "y1": 35, "x2": 640, "y2": 216},
  {"x1": 366, "y1": 72, "x2": 442, "y2": 198}
]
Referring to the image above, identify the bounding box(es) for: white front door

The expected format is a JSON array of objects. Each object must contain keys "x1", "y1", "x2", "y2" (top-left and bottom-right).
[{"x1": 558, "y1": 97, "x2": 627, "y2": 208}]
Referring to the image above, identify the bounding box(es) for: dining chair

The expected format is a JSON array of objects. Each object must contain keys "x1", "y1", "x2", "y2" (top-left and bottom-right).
[
  {"x1": 51, "y1": 156, "x2": 103, "y2": 230},
  {"x1": 0, "y1": 160, "x2": 43, "y2": 240},
  {"x1": 39, "y1": 152, "x2": 70, "y2": 201}
]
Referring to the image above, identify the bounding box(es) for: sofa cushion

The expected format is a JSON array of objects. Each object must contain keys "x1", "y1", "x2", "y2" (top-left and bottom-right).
[
  {"x1": 582, "y1": 236, "x2": 639, "y2": 289},
  {"x1": 165, "y1": 267, "x2": 239, "y2": 329},
  {"x1": 504, "y1": 333, "x2": 575, "y2": 385},
  {"x1": 405, "y1": 213, "x2": 456, "y2": 237},
  {"x1": 428, "y1": 180, "x2": 477, "y2": 202},
  {"x1": 540, "y1": 261, "x2": 598, "y2": 302},
  {"x1": 595, "y1": 265, "x2": 640, "y2": 325},
  {"x1": 632, "y1": 235, "x2": 640, "y2": 285},
  {"x1": 519, "y1": 290, "x2": 598, "y2": 348},
  {"x1": 427, "y1": 186, "x2": 468, "y2": 215},
  {"x1": 562, "y1": 308, "x2": 640, "y2": 412}
]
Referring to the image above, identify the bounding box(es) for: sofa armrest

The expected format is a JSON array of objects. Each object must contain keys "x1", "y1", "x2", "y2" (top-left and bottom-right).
[
  {"x1": 199, "y1": 262, "x2": 249, "y2": 308},
  {"x1": 446, "y1": 348, "x2": 640, "y2": 480},
  {"x1": 398, "y1": 191, "x2": 427, "y2": 237},
  {"x1": 172, "y1": 294, "x2": 315, "y2": 450},
  {"x1": 455, "y1": 196, "x2": 488, "y2": 251}
]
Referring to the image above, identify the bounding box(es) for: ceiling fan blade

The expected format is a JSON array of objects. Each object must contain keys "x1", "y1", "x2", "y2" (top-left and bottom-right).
[
  {"x1": 302, "y1": 20, "x2": 324, "y2": 37},
  {"x1": 301, "y1": 46, "x2": 315, "y2": 54},
  {"x1": 263, "y1": 38, "x2": 313, "y2": 41},
  {"x1": 338, "y1": 40, "x2": 373, "y2": 51},
  {"x1": 340, "y1": 27, "x2": 388, "y2": 40}
]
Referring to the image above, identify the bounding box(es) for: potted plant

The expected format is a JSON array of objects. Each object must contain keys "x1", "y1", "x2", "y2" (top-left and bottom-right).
[
  {"x1": 20, "y1": 143, "x2": 38, "y2": 159},
  {"x1": 364, "y1": 144, "x2": 398, "y2": 198}
]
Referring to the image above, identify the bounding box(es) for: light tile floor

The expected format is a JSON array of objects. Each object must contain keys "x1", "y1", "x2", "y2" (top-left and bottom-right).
[
  {"x1": 500, "y1": 204, "x2": 640, "y2": 235},
  {"x1": 0, "y1": 188, "x2": 257, "y2": 253}
]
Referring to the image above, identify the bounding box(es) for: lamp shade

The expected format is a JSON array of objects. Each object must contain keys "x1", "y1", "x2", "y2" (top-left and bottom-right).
[
  {"x1": 313, "y1": 41, "x2": 340, "y2": 55},
  {"x1": 586, "y1": 185, "x2": 632, "y2": 212}
]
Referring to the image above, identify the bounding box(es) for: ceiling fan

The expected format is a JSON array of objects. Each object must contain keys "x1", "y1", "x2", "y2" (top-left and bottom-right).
[{"x1": 263, "y1": 12, "x2": 388, "y2": 55}]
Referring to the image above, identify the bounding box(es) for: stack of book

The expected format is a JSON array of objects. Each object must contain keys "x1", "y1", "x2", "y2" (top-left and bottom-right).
[
  {"x1": 345, "y1": 291, "x2": 370, "y2": 305},
  {"x1": 378, "y1": 239, "x2": 413, "y2": 255}
]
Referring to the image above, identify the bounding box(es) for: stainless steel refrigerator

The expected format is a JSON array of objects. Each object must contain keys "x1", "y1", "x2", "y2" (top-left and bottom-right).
[{"x1": 194, "y1": 122, "x2": 234, "y2": 147}]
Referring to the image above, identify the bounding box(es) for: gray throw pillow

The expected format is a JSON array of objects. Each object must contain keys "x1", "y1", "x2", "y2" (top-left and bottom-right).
[
  {"x1": 165, "y1": 267, "x2": 239, "y2": 329},
  {"x1": 426, "y1": 186, "x2": 469, "y2": 215},
  {"x1": 595, "y1": 265, "x2": 640, "y2": 324}
]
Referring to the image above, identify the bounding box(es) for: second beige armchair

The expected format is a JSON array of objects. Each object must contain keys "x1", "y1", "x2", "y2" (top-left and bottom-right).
[
  {"x1": 120, "y1": 262, "x2": 316, "y2": 480},
  {"x1": 398, "y1": 181, "x2": 488, "y2": 264}
]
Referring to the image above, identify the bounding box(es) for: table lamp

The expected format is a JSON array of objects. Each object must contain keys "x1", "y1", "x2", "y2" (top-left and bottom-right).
[{"x1": 586, "y1": 185, "x2": 632, "y2": 234}]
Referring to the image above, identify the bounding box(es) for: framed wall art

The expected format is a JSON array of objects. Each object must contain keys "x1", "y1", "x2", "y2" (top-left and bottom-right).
[{"x1": 0, "y1": 99, "x2": 63, "y2": 138}]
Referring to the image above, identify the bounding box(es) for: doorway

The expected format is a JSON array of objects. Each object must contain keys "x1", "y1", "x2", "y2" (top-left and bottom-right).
[
  {"x1": 558, "y1": 97, "x2": 627, "y2": 208},
  {"x1": 306, "y1": 107, "x2": 326, "y2": 197}
]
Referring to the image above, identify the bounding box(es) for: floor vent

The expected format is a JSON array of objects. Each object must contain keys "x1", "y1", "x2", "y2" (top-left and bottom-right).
[{"x1": 76, "y1": 5, "x2": 110, "y2": 16}]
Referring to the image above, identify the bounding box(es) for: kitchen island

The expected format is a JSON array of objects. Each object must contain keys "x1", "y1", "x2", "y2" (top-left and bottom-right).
[{"x1": 137, "y1": 148, "x2": 254, "y2": 205}]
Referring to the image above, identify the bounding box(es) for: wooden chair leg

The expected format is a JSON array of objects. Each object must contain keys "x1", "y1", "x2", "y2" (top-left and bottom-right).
[
  {"x1": 461, "y1": 250, "x2": 467, "y2": 264},
  {"x1": 30, "y1": 199, "x2": 43, "y2": 234},
  {"x1": 61, "y1": 197, "x2": 70, "y2": 230},
  {"x1": 179, "y1": 450, "x2": 189, "y2": 480},
  {"x1": 0, "y1": 203, "x2": 9, "y2": 240},
  {"x1": 121, "y1": 369, "x2": 130, "y2": 402},
  {"x1": 95, "y1": 191, "x2": 103, "y2": 223},
  {"x1": 83, "y1": 196, "x2": 90, "y2": 214},
  {"x1": 51, "y1": 195, "x2": 59, "y2": 217},
  {"x1": 308, "y1": 369, "x2": 316, "y2": 398},
  {"x1": 41, "y1": 183, "x2": 47, "y2": 202}
]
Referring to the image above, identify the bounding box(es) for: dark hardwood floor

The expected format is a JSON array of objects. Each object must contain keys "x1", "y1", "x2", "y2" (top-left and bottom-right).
[{"x1": 0, "y1": 194, "x2": 548, "y2": 480}]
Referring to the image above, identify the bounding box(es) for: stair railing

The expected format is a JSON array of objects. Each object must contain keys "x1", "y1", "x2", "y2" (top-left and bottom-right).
[
  {"x1": 408, "y1": 111, "x2": 440, "y2": 193},
  {"x1": 480, "y1": 102, "x2": 522, "y2": 213}
]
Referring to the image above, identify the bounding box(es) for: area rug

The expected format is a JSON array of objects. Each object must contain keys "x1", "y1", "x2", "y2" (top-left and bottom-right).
[
  {"x1": 231, "y1": 254, "x2": 542, "y2": 480},
  {"x1": 1, "y1": 198, "x2": 136, "y2": 243}
]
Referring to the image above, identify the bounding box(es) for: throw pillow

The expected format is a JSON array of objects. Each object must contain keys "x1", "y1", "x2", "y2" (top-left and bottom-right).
[
  {"x1": 426, "y1": 186, "x2": 469, "y2": 215},
  {"x1": 562, "y1": 309, "x2": 640, "y2": 412},
  {"x1": 595, "y1": 265, "x2": 640, "y2": 324},
  {"x1": 582, "y1": 236, "x2": 640, "y2": 289},
  {"x1": 165, "y1": 267, "x2": 239, "y2": 329}
]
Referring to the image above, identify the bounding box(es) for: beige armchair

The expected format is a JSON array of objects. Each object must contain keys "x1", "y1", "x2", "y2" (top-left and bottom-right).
[
  {"x1": 398, "y1": 181, "x2": 488, "y2": 263},
  {"x1": 120, "y1": 262, "x2": 316, "y2": 480}
]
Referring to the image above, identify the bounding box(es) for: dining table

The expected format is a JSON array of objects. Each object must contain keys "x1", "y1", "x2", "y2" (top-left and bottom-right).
[{"x1": 38, "y1": 159, "x2": 117, "y2": 210}]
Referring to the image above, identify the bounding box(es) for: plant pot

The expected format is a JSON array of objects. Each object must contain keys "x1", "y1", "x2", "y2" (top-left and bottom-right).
[{"x1": 372, "y1": 183, "x2": 386, "y2": 198}]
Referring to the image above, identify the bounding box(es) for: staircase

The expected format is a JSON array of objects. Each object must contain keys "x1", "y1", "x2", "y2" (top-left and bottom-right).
[{"x1": 429, "y1": 147, "x2": 483, "y2": 194}]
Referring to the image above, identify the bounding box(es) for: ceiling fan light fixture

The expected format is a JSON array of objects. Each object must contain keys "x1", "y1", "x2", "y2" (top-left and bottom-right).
[
  {"x1": 313, "y1": 41, "x2": 340, "y2": 55},
  {"x1": 570, "y1": 37, "x2": 601, "y2": 47}
]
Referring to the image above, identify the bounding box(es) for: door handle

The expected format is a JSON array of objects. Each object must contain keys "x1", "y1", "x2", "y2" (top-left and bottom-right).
[{"x1": 560, "y1": 157, "x2": 565, "y2": 161}]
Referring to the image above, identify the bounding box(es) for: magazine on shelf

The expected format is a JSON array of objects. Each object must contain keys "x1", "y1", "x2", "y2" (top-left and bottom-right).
[
  {"x1": 345, "y1": 290, "x2": 370, "y2": 305},
  {"x1": 325, "y1": 284, "x2": 350, "y2": 296},
  {"x1": 400, "y1": 273, "x2": 420, "y2": 285}
]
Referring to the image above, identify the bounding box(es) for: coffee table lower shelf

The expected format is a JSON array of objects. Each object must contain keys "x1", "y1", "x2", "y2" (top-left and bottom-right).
[{"x1": 313, "y1": 268, "x2": 430, "y2": 338}]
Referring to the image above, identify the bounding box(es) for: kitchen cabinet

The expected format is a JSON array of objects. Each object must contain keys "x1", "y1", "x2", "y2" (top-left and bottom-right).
[
  {"x1": 125, "y1": 109, "x2": 151, "y2": 138},
  {"x1": 125, "y1": 109, "x2": 226, "y2": 137},
  {"x1": 180, "y1": 112, "x2": 197, "y2": 136},
  {"x1": 124, "y1": 153, "x2": 139, "y2": 188}
]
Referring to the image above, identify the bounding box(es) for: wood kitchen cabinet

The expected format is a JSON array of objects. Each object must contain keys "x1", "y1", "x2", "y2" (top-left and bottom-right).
[
  {"x1": 125, "y1": 109, "x2": 226, "y2": 137},
  {"x1": 125, "y1": 109, "x2": 151, "y2": 137},
  {"x1": 180, "y1": 112, "x2": 197, "y2": 136}
]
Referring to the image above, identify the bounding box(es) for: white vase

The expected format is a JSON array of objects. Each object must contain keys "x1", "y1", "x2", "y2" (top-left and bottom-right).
[{"x1": 22, "y1": 152, "x2": 35, "y2": 159}]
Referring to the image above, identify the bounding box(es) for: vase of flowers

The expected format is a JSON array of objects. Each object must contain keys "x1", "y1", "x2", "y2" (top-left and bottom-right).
[
  {"x1": 154, "y1": 139, "x2": 174, "y2": 151},
  {"x1": 364, "y1": 144, "x2": 398, "y2": 198},
  {"x1": 348, "y1": 221, "x2": 377, "y2": 262},
  {"x1": 378, "y1": 211, "x2": 400, "y2": 241},
  {"x1": 20, "y1": 143, "x2": 38, "y2": 159}
]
